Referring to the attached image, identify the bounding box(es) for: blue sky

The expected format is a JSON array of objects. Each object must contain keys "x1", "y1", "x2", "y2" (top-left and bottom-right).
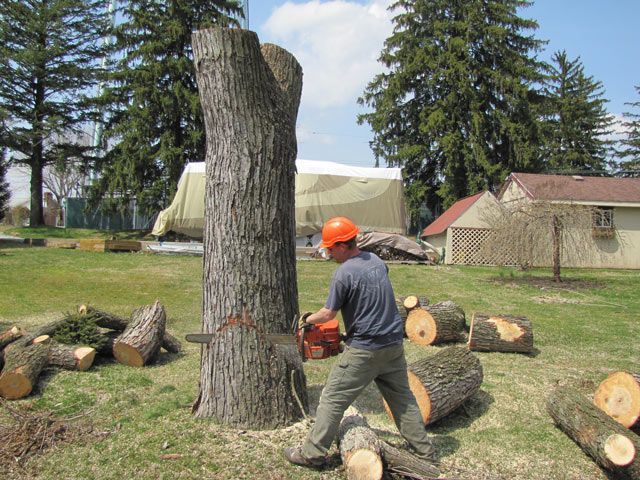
[{"x1": 250, "y1": 0, "x2": 640, "y2": 167}]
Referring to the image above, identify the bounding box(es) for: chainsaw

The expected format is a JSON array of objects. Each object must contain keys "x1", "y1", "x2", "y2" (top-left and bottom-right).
[{"x1": 185, "y1": 312, "x2": 342, "y2": 362}]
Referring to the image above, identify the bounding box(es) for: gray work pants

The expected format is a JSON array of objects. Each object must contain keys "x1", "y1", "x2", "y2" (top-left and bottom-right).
[{"x1": 302, "y1": 343, "x2": 434, "y2": 459}]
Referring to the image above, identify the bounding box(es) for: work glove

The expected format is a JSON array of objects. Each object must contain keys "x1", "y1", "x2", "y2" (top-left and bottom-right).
[{"x1": 298, "y1": 311, "x2": 313, "y2": 330}]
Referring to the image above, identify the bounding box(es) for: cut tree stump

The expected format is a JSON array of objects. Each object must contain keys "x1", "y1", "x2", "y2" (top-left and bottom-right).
[
  {"x1": 337, "y1": 407, "x2": 383, "y2": 480},
  {"x1": 79, "y1": 304, "x2": 181, "y2": 353},
  {"x1": 0, "y1": 343, "x2": 49, "y2": 399},
  {"x1": 384, "y1": 346, "x2": 483, "y2": 425},
  {"x1": 594, "y1": 372, "x2": 640, "y2": 429},
  {"x1": 468, "y1": 313, "x2": 533, "y2": 353},
  {"x1": 380, "y1": 441, "x2": 440, "y2": 479},
  {"x1": 547, "y1": 385, "x2": 640, "y2": 477},
  {"x1": 113, "y1": 300, "x2": 166, "y2": 367},
  {"x1": 0, "y1": 326, "x2": 24, "y2": 350},
  {"x1": 405, "y1": 301, "x2": 466, "y2": 346}
]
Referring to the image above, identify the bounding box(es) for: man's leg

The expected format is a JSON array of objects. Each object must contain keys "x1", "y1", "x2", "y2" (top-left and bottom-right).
[
  {"x1": 374, "y1": 345, "x2": 436, "y2": 459},
  {"x1": 301, "y1": 346, "x2": 377, "y2": 459}
]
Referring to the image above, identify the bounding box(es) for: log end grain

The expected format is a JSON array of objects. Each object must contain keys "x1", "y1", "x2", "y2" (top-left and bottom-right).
[
  {"x1": 345, "y1": 449, "x2": 383, "y2": 480},
  {"x1": 75, "y1": 347, "x2": 97, "y2": 371},
  {"x1": 604, "y1": 434, "x2": 636, "y2": 467},
  {"x1": 0, "y1": 372, "x2": 33, "y2": 399},
  {"x1": 594, "y1": 372, "x2": 640, "y2": 428},
  {"x1": 113, "y1": 342, "x2": 145, "y2": 367},
  {"x1": 403, "y1": 295, "x2": 419, "y2": 311},
  {"x1": 32, "y1": 335, "x2": 51, "y2": 345},
  {"x1": 405, "y1": 309, "x2": 436, "y2": 346},
  {"x1": 383, "y1": 370, "x2": 431, "y2": 425},
  {"x1": 78, "y1": 304, "x2": 89, "y2": 315}
]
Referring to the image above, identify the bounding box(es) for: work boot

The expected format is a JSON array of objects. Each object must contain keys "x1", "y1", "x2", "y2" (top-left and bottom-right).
[{"x1": 283, "y1": 446, "x2": 325, "y2": 468}]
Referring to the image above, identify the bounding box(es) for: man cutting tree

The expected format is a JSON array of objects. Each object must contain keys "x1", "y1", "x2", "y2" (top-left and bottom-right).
[{"x1": 284, "y1": 216, "x2": 437, "y2": 468}]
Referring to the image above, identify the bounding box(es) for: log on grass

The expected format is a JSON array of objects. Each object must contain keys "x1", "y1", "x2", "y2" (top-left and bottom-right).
[
  {"x1": 0, "y1": 326, "x2": 24, "y2": 350},
  {"x1": 594, "y1": 372, "x2": 640, "y2": 429},
  {"x1": 468, "y1": 313, "x2": 533, "y2": 353},
  {"x1": 48, "y1": 341, "x2": 96, "y2": 371},
  {"x1": 547, "y1": 385, "x2": 640, "y2": 478},
  {"x1": 113, "y1": 300, "x2": 166, "y2": 367},
  {"x1": 0, "y1": 343, "x2": 49, "y2": 399},
  {"x1": 380, "y1": 441, "x2": 440, "y2": 479},
  {"x1": 79, "y1": 304, "x2": 181, "y2": 353},
  {"x1": 384, "y1": 346, "x2": 483, "y2": 425},
  {"x1": 405, "y1": 301, "x2": 465, "y2": 346},
  {"x1": 337, "y1": 407, "x2": 383, "y2": 480}
]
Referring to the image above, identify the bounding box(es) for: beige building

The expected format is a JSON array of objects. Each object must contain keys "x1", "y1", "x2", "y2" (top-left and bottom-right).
[{"x1": 422, "y1": 173, "x2": 640, "y2": 269}]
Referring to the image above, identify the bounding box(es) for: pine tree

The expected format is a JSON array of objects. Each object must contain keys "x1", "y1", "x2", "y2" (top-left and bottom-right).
[
  {"x1": 541, "y1": 51, "x2": 614, "y2": 173},
  {"x1": 90, "y1": 0, "x2": 242, "y2": 215},
  {"x1": 358, "y1": 0, "x2": 545, "y2": 216},
  {"x1": 618, "y1": 85, "x2": 640, "y2": 174},
  {"x1": 0, "y1": 0, "x2": 111, "y2": 226}
]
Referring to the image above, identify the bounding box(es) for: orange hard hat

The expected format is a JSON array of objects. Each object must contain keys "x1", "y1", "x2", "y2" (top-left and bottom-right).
[{"x1": 319, "y1": 217, "x2": 359, "y2": 248}]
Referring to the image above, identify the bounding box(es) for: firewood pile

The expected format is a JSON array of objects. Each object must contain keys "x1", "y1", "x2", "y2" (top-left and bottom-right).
[{"x1": 0, "y1": 301, "x2": 181, "y2": 400}]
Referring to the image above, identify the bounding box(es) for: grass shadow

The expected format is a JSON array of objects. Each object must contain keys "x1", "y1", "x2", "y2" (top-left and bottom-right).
[{"x1": 429, "y1": 389, "x2": 494, "y2": 433}]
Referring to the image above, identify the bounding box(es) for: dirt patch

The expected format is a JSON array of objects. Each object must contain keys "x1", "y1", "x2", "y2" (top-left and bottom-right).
[{"x1": 490, "y1": 276, "x2": 604, "y2": 291}]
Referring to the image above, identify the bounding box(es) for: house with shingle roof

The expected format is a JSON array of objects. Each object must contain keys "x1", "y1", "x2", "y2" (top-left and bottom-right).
[{"x1": 422, "y1": 173, "x2": 640, "y2": 268}]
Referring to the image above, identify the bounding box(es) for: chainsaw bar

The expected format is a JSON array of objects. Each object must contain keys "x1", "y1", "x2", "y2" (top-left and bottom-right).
[{"x1": 185, "y1": 333, "x2": 297, "y2": 346}]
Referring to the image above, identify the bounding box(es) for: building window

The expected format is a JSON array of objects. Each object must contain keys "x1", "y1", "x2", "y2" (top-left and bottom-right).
[{"x1": 592, "y1": 207, "x2": 615, "y2": 238}]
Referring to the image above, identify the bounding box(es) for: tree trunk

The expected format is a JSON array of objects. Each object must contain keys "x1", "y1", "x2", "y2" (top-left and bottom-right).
[
  {"x1": 594, "y1": 372, "x2": 640, "y2": 429},
  {"x1": 0, "y1": 343, "x2": 49, "y2": 399},
  {"x1": 384, "y1": 346, "x2": 483, "y2": 425},
  {"x1": 338, "y1": 407, "x2": 383, "y2": 480},
  {"x1": 405, "y1": 301, "x2": 466, "y2": 346},
  {"x1": 380, "y1": 441, "x2": 440, "y2": 479},
  {"x1": 547, "y1": 386, "x2": 640, "y2": 477},
  {"x1": 552, "y1": 214, "x2": 562, "y2": 282},
  {"x1": 0, "y1": 326, "x2": 24, "y2": 350},
  {"x1": 191, "y1": 27, "x2": 306, "y2": 429},
  {"x1": 468, "y1": 313, "x2": 534, "y2": 353},
  {"x1": 113, "y1": 300, "x2": 166, "y2": 367},
  {"x1": 79, "y1": 304, "x2": 181, "y2": 353},
  {"x1": 48, "y1": 341, "x2": 96, "y2": 371}
]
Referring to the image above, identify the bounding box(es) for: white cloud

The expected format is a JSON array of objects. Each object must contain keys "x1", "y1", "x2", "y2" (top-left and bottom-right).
[{"x1": 262, "y1": 1, "x2": 394, "y2": 109}]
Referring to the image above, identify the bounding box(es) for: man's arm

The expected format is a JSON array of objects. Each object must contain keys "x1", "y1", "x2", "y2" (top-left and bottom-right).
[{"x1": 305, "y1": 307, "x2": 337, "y2": 325}]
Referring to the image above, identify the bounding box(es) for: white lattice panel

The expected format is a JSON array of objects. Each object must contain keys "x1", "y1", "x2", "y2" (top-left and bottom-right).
[{"x1": 450, "y1": 227, "x2": 517, "y2": 266}]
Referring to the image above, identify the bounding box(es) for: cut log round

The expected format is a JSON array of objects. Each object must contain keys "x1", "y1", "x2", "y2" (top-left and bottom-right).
[
  {"x1": 384, "y1": 346, "x2": 483, "y2": 425},
  {"x1": 403, "y1": 295, "x2": 429, "y2": 311},
  {"x1": 113, "y1": 301, "x2": 166, "y2": 367},
  {"x1": 405, "y1": 301, "x2": 465, "y2": 346},
  {"x1": 79, "y1": 304, "x2": 181, "y2": 353},
  {"x1": 468, "y1": 313, "x2": 533, "y2": 353},
  {"x1": 0, "y1": 326, "x2": 24, "y2": 350},
  {"x1": 594, "y1": 371, "x2": 640, "y2": 429},
  {"x1": 48, "y1": 341, "x2": 96, "y2": 371},
  {"x1": 32, "y1": 335, "x2": 51, "y2": 345},
  {"x1": 0, "y1": 343, "x2": 49, "y2": 399},
  {"x1": 547, "y1": 385, "x2": 640, "y2": 476},
  {"x1": 338, "y1": 407, "x2": 383, "y2": 480}
]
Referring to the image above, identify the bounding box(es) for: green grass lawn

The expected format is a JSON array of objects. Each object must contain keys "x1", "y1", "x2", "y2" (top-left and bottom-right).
[
  {"x1": 0, "y1": 247, "x2": 638, "y2": 479},
  {"x1": 0, "y1": 225, "x2": 155, "y2": 240}
]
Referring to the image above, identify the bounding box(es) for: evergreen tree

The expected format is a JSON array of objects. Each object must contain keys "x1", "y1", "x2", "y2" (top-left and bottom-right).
[
  {"x1": 618, "y1": 85, "x2": 640, "y2": 174},
  {"x1": 0, "y1": 148, "x2": 10, "y2": 221},
  {"x1": 91, "y1": 0, "x2": 242, "y2": 215},
  {"x1": 358, "y1": 0, "x2": 545, "y2": 216},
  {"x1": 540, "y1": 51, "x2": 614, "y2": 173},
  {"x1": 0, "y1": 0, "x2": 111, "y2": 226}
]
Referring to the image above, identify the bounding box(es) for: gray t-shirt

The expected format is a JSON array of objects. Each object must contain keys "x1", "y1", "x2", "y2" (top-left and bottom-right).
[{"x1": 325, "y1": 251, "x2": 404, "y2": 350}]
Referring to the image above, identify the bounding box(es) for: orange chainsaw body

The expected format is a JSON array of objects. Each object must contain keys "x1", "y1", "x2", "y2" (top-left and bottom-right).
[{"x1": 298, "y1": 319, "x2": 341, "y2": 360}]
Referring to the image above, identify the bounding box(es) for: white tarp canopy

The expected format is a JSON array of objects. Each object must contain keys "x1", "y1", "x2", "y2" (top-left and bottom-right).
[{"x1": 151, "y1": 159, "x2": 407, "y2": 238}]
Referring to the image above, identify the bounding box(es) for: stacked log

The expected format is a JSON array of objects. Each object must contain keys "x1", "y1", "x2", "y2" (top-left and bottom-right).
[
  {"x1": 0, "y1": 343, "x2": 49, "y2": 399},
  {"x1": 384, "y1": 346, "x2": 483, "y2": 425},
  {"x1": 338, "y1": 407, "x2": 383, "y2": 480},
  {"x1": 405, "y1": 301, "x2": 466, "y2": 346},
  {"x1": 594, "y1": 371, "x2": 640, "y2": 429},
  {"x1": 0, "y1": 326, "x2": 24, "y2": 349},
  {"x1": 547, "y1": 385, "x2": 640, "y2": 478},
  {"x1": 468, "y1": 313, "x2": 534, "y2": 354},
  {"x1": 113, "y1": 300, "x2": 166, "y2": 367}
]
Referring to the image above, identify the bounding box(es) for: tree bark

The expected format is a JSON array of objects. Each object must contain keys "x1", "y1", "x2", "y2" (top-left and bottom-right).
[
  {"x1": 380, "y1": 441, "x2": 440, "y2": 479},
  {"x1": 547, "y1": 386, "x2": 640, "y2": 477},
  {"x1": 113, "y1": 301, "x2": 166, "y2": 367},
  {"x1": 191, "y1": 27, "x2": 306, "y2": 429},
  {"x1": 468, "y1": 313, "x2": 534, "y2": 353},
  {"x1": 79, "y1": 304, "x2": 181, "y2": 353},
  {"x1": 0, "y1": 343, "x2": 49, "y2": 399},
  {"x1": 384, "y1": 346, "x2": 483, "y2": 425},
  {"x1": 405, "y1": 301, "x2": 466, "y2": 346},
  {"x1": 594, "y1": 372, "x2": 640, "y2": 429},
  {"x1": 338, "y1": 407, "x2": 383, "y2": 480},
  {"x1": 48, "y1": 341, "x2": 96, "y2": 371},
  {"x1": 0, "y1": 326, "x2": 24, "y2": 350}
]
